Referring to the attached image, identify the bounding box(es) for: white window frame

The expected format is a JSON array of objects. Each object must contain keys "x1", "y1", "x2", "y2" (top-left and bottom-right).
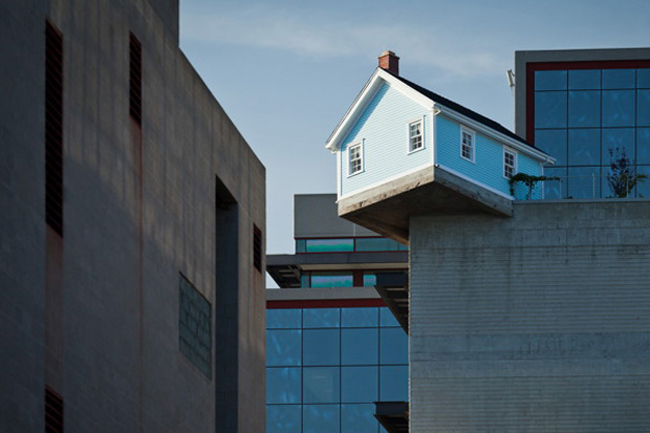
[
  {"x1": 503, "y1": 147, "x2": 517, "y2": 179},
  {"x1": 460, "y1": 126, "x2": 475, "y2": 163},
  {"x1": 407, "y1": 117, "x2": 425, "y2": 154},
  {"x1": 347, "y1": 141, "x2": 364, "y2": 177}
]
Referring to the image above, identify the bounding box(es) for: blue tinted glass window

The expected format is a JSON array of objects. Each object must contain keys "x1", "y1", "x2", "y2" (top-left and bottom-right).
[
  {"x1": 310, "y1": 272, "x2": 354, "y2": 288},
  {"x1": 380, "y1": 366, "x2": 408, "y2": 401},
  {"x1": 568, "y1": 70, "x2": 600, "y2": 90},
  {"x1": 602, "y1": 69, "x2": 635, "y2": 89},
  {"x1": 305, "y1": 238, "x2": 354, "y2": 253},
  {"x1": 268, "y1": 367, "x2": 302, "y2": 404},
  {"x1": 535, "y1": 92, "x2": 567, "y2": 128},
  {"x1": 304, "y1": 308, "x2": 340, "y2": 328},
  {"x1": 568, "y1": 129, "x2": 600, "y2": 166},
  {"x1": 267, "y1": 330, "x2": 302, "y2": 367},
  {"x1": 341, "y1": 366, "x2": 379, "y2": 403},
  {"x1": 568, "y1": 90, "x2": 600, "y2": 128},
  {"x1": 635, "y1": 165, "x2": 650, "y2": 198},
  {"x1": 543, "y1": 167, "x2": 567, "y2": 199},
  {"x1": 535, "y1": 129, "x2": 567, "y2": 166},
  {"x1": 638, "y1": 69, "x2": 650, "y2": 88},
  {"x1": 301, "y1": 274, "x2": 310, "y2": 288},
  {"x1": 342, "y1": 328, "x2": 378, "y2": 365},
  {"x1": 304, "y1": 329, "x2": 340, "y2": 366},
  {"x1": 303, "y1": 405, "x2": 340, "y2": 433},
  {"x1": 568, "y1": 166, "x2": 601, "y2": 199},
  {"x1": 267, "y1": 309, "x2": 301, "y2": 329},
  {"x1": 342, "y1": 307, "x2": 379, "y2": 328},
  {"x1": 602, "y1": 129, "x2": 635, "y2": 165},
  {"x1": 380, "y1": 328, "x2": 408, "y2": 365},
  {"x1": 602, "y1": 90, "x2": 635, "y2": 127},
  {"x1": 268, "y1": 405, "x2": 302, "y2": 433},
  {"x1": 303, "y1": 367, "x2": 340, "y2": 403},
  {"x1": 637, "y1": 128, "x2": 650, "y2": 165},
  {"x1": 380, "y1": 307, "x2": 400, "y2": 327},
  {"x1": 341, "y1": 404, "x2": 378, "y2": 433},
  {"x1": 362, "y1": 273, "x2": 377, "y2": 287},
  {"x1": 535, "y1": 70, "x2": 567, "y2": 90},
  {"x1": 356, "y1": 237, "x2": 399, "y2": 251},
  {"x1": 637, "y1": 89, "x2": 650, "y2": 127},
  {"x1": 296, "y1": 239, "x2": 306, "y2": 253}
]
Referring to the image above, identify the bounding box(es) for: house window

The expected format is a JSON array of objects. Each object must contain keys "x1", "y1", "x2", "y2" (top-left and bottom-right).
[
  {"x1": 460, "y1": 127, "x2": 475, "y2": 162},
  {"x1": 348, "y1": 142, "x2": 363, "y2": 176},
  {"x1": 408, "y1": 119, "x2": 423, "y2": 152},
  {"x1": 504, "y1": 148, "x2": 517, "y2": 179}
]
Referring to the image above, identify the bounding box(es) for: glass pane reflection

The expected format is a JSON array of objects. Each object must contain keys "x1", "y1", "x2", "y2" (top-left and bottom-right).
[
  {"x1": 342, "y1": 328, "x2": 378, "y2": 365},
  {"x1": 341, "y1": 404, "x2": 378, "y2": 433},
  {"x1": 268, "y1": 367, "x2": 302, "y2": 404},
  {"x1": 268, "y1": 405, "x2": 301, "y2": 433},
  {"x1": 342, "y1": 366, "x2": 379, "y2": 403},
  {"x1": 304, "y1": 329, "x2": 340, "y2": 366},
  {"x1": 380, "y1": 366, "x2": 408, "y2": 401},
  {"x1": 303, "y1": 367, "x2": 340, "y2": 404},
  {"x1": 267, "y1": 330, "x2": 302, "y2": 366},
  {"x1": 303, "y1": 405, "x2": 340, "y2": 433}
]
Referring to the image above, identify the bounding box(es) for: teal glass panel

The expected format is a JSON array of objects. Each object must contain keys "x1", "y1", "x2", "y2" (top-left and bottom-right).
[
  {"x1": 301, "y1": 274, "x2": 310, "y2": 288},
  {"x1": 637, "y1": 128, "x2": 650, "y2": 164},
  {"x1": 304, "y1": 308, "x2": 340, "y2": 328},
  {"x1": 380, "y1": 366, "x2": 408, "y2": 401},
  {"x1": 268, "y1": 405, "x2": 301, "y2": 433},
  {"x1": 398, "y1": 243, "x2": 409, "y2": 251},
  {"x1": 602, "y1": 129, "x2": 634, "y2": 165},
  {"x1": 310, "y1": 272, "x2": 353, "y2": 288},
  {"x1": 296, "y1": 239, "x2": 306, "y2": 253},
  {"x1": 535, "y1": 129, "x2": 567, "y2": 166},
  {"x1": 267, "y1": 330, "x2": 302, "y2": 366},
  {"x1": 568, "y1": 166, "x2": 601, "y2": 199},
  {"x1": 602, "y1": 90, "x2": 635, "y2": 127},
  {"x1": 380, "y1": 328, "x2": 408, "y2": 365},
  {"x1": 341, "y1": 366, "x2": 379, "y2": 403},
  {"x1": 568, "y1": 90, "x2": 600, "y2": 127},
  {"x1": 535, "y1": 92, "x2": 567, "y2": 128},
  {"x1": 543, "y1": 167, "x2": 568, "y2": 199},
  {"x1": 267, "y1": 367, "x2": 302, "y2": 404},
  {"x1": 638, "y1": 69, "x2": 650, "y2": 88},
  {"x1": 363, "y1": 273, "x2": 377, "y2": 287},
  {"x1": 303, "y1": 405, "x2": 340, "y2": 433},
  {"x1": 568, "y1": 129, "x2": 600, "y2": 166},
  {"x1": 356, "y1": 237, "x2": 399, "y2": 252},
  {"x1": 267, "y1": 308, "x2": 301, "y2": 329},
  {"x1": 342, "y1": 328, "x2": 378, "y2": 365},
  {"x1": 534, "y1": 70, "x2": 567, "y2": 90},
  {"x1": 637, "y1": 89, "x2": 650, "y2": 127},
  {"x1": 303, "y1": 367, "x2": 340, "y2": 404},
  {"x1": 304, "y1": 329, "x2": 340, "y2": 366},
  {"x1": 380, "y1": 307, "x2": 400, "y2": 327},
  {"x1": 568, "y1": 69, "x2": 600, "y2": 90},
  {"x1": 341, "y1": 307, "x2": 379, "y2": 328},
  {"x1": 602, "y1": 68, "x2": 635, "y2": 89},
  {"x1": 305, "y1": 238, "x2": 354, "y2": 253},
  {"x1": 341, "y1": 404, "x2": 378, "y2": 433}
]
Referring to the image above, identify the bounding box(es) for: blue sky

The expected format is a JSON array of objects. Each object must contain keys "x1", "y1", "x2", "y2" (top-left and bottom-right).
[{"x1": 179, "y1": 0, "x2": 650, "y2": 255}]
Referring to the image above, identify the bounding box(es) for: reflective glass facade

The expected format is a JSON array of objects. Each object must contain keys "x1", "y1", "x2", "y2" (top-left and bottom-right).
[
  {"x1": 531, "y1": 66, "x2": 650, "y2": 199},
  {"x1": 296, "y1": 237, "x2": 408, "y2": 254},
  {"x1": 267, "y1": 306, "x2": 408, "y2": 433}
]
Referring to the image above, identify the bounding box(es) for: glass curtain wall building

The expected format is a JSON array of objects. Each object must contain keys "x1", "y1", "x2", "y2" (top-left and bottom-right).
[{"x1": 515, "y1": 49, "x2": 650, "y2": 199}]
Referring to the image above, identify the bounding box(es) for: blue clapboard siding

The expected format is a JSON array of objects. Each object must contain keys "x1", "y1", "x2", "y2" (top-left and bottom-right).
[
  {"x1": 436, "y1": 115, "x2": 543, "y2": 197},
  {"x1": 340, "y1": 82, "x2": 432, "y2": 197}
]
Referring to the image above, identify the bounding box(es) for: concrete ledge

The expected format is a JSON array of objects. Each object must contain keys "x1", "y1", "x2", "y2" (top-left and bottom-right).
[{"x1": 266, "y1": 286, "x2": 381, "y2": 301}]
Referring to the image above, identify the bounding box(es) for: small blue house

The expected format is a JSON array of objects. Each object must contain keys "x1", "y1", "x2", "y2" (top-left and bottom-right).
[{"x1": 326, "y1": 51, "x2": 554, "y2": 243}]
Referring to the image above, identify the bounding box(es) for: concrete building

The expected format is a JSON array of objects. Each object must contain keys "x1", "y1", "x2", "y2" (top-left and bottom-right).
[
  {"x1": 327, "y1": 52, "x2": 650, "y2": 431},
  {"x1": 1, "y1": 1, "x2": 265, "y2": 432},
  {"x1": 266, "y1": 194, "x2": 409, "y2": 433}
]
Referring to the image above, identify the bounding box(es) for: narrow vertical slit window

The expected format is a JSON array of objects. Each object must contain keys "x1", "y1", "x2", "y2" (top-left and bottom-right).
[
  {"x1": 45, "y1": 386, "x2": 64, "y2": 433},
  {"x1": 45, "y1": 21, "x2": 64, "y2": 236},
  {"x1": 129, "y1": 33, "x2": 142, "y2": 124},
  {"x1": 504, "y1": 148, "x2": 517, "y2": 179},
  {"x1": 253, "y1": 225, "x2": 263, "y2": 272}
]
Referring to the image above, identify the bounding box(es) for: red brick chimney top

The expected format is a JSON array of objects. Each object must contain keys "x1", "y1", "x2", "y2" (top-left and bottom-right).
[{"x1": 378, "y1": 50, "x2": 399, "y2": 76}]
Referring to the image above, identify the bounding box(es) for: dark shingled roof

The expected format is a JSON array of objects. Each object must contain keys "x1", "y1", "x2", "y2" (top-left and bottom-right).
[{"x1": 386, "y1": 70, "x2": 539, "y2": 151}]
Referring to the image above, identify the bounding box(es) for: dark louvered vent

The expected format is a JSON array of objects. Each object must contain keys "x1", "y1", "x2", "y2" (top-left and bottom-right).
[
  {"x1": 253, "y1": 225, "x2": 262, "y2": 272},
  {"x1": 45, "y1": 21, "x2": 64, "y2": 236},
  {"x1": 45, "y1": 386, "x2": 64, "y2": 433},
  {"x1": 129, "y1": 33, "x2": 142, "y2": 124}
]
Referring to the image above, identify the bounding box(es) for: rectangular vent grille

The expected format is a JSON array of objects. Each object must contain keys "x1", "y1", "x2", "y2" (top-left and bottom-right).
[
  {"x1": 129, "y1": 33, "x2": 142, "y2": 124},
  {"x1": 45, "y1": 386, "x2": 64, "y2": 433},
  {"x1": 45, "y1": 21, "x2": 64, "y2": 236}
]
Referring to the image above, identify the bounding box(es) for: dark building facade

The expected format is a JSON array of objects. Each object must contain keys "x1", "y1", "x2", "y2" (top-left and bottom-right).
[{"x1": 1, "y1": 1, "x2": 266, "y2": 431}]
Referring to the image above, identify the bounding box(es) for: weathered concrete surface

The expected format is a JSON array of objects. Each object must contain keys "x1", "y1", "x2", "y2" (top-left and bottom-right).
[
  {"x1": 0, "y1": 1, "x2": 265, "y2": 431},
  {"x1": 338, "y1": 165, "x2": 513, "y2": 245},
  {"x1": 410, "y1": 200, "x2": 650, "y2": 432}
]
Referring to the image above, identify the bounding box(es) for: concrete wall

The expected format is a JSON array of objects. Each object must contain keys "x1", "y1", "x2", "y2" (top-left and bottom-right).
[
  {"x1": 410, "y1": 200, "x2": 650, "y2": 432},
  {"x1": 294, "y1": 194, "x2": 376, "y2": 239},
  {"x1": 0, "y1": 0, "x2": 265, "y2": 431}
]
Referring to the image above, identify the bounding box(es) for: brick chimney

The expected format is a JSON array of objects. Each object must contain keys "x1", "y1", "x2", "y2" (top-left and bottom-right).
[{"x1": 378, "y1": 50, "x2": 399, "y2": 75}]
